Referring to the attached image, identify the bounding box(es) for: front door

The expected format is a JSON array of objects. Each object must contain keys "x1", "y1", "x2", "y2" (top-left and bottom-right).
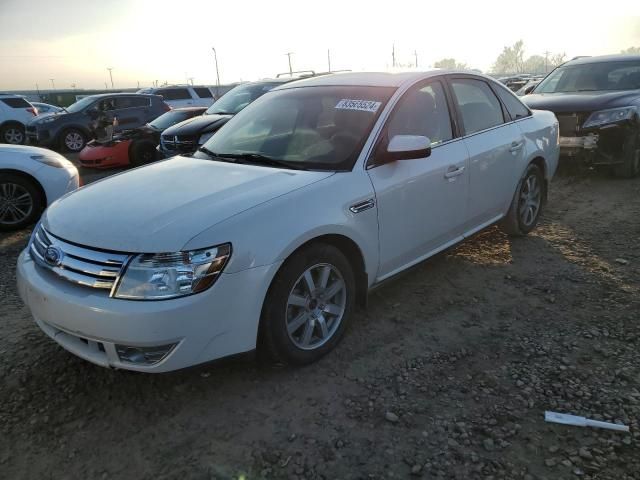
[{"x1": 367, "y1": 79, "x2": 469, "y2": 281}]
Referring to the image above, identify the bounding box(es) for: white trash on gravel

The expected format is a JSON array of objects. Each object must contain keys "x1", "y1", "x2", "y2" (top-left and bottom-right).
[{"x1": 545, "y1": 411, "x2": 630, "y2": 432}]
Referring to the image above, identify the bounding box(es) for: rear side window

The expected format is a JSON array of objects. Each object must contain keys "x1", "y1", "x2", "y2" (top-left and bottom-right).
[
  {"x1": 158, "y1": 88, "x2": 192, "y2": 100},
  {"x1": 450, "y1": 78, "x2": 505, "y2": 135},
  {"x1": 493, "y1": 84, "x2": 531, "y2": 120},
  {"x1": 193, "y1": 87, "x2": 213, "y2": 98},
  {"x1": 114, "y1": 96, "x2": 151, "y2": 109},
  {"x1": 1, "y1": 97, "x2": 31, "y2": 108}
]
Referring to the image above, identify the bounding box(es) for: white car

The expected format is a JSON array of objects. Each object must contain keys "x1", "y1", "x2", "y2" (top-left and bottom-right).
[
  {"x1": 0, "y1": 145, "x2": 79, "y2": 230},
  {"x1": 0, "y1": 93, "x2": 38, "y2": 144},
  {"x1": 17, "y1": 71, "x2": 559, "y2": 372},
  {"x1": 136, "y1": 85, "x2": 217, "y2": 108}
]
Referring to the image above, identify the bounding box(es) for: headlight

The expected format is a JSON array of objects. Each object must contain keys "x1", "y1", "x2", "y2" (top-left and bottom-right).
[
  {"x1": 198, "y1": 132, "x2": 215, "y2": 145},
  {"x1": 30, "y1": 154, "x2": 71, "y2": 169},
  {"x1": 114, "y1": 243, "x2": 231, "y2": 300},
  {"x1": 582, "y1": 106, "x2": 637, "y2": 129},
  {"x1": 37, "y1": 116, "x2": 57, "y2": 124}
]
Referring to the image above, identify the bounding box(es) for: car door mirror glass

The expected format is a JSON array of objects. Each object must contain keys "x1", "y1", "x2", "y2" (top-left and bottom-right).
[{"x1": 386, "y1": 134, "x2": 431, "y2": 161}]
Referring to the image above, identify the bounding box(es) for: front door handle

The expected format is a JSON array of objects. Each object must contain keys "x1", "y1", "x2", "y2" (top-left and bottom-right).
[
  {"x1": 444, "y1": 165, "x2": 465, "y2": 179},
  {"x1": 509, "y1": 141, "x2": 524, "y2": 153}
]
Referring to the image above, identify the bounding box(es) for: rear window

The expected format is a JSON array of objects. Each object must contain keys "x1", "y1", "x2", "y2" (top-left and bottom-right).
[
  {"x1": 1, "y1": 97, "x2": 31, "y2": 108},
  {"x1": 493, "y1": 84, "x2": 531, "y2": 120},
  {"x1": 194, "y1": 87, "x2": 213, "y2": 98},
  {"x1": 158, "y1": 88, "x2": 192, "y2": 100},
  {"x1": 114, "y1": 96, "x2": 151, "y2": 109}
]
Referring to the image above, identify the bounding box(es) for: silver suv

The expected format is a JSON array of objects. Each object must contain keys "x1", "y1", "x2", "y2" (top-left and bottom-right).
[{"x1": 0, "y1": 93, "x2": 38, "y2": 144}]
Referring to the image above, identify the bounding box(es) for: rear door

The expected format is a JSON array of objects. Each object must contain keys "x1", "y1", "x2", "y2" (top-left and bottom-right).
[
  {"x1": 367, "y1": 79, "x2": 469, "y2": 280},
  {"x1": 113, "y1": 96, "x2": 151, "y2": 130},
  {"x1": 447, "y1": 77, "x2": 524, "y2": 232}
]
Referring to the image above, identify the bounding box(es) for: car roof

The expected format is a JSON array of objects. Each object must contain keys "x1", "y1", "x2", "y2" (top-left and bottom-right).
[
  {"x1": 274, "y1": 70, "x2": 475, "y2": 90},
  {"x1": 88, "y1": 92, "x2": 158, "y2": 99},
  {"x1": 564, "y1": 54, "x2": 640, "y2": 66}
]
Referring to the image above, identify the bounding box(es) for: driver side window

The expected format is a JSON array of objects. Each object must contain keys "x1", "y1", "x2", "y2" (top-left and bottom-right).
[{"x1": 385, "y1": 81, "x2": 453, "y2": 146}]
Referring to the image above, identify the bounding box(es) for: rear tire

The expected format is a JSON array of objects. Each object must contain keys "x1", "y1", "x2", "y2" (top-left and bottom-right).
[
  {"x1": 0, "y1": 174, "x2": 42, "y2": 231},
  {"x1": 61, "y1": 128, "x2": 87, "y2": 152},
  {"x1": 500, "y1": 163, "x2": 544, "y2": 236},
  {"x1": 129, "y1": 140, "x2": 157, "y2": 167},
  {"x1": 613, "y1": 131, "x2": 640, "y2": 178},
  {"x1": 1, "y1": 123, "x2": 25, "y2": 145},
  {"x1": 259, "y1": 243, "x2": 355, "y2": 365}
]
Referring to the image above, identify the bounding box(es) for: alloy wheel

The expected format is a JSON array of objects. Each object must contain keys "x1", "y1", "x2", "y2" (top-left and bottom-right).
[
  {"x1": 0, "y1": 182, "x2": 34, "y2": 225},
  {"x1": 285, "y1": 263, "x2": 347, "y2": 350},
  {"x1": 65, "y1": 132, "x2": 84, "y2": 151},
  {"x1": 4, "y1": 127, "x2": 24, "y2": 144},
  {"x1": 518, "y1": 173, "x2": 541, "y2": 227}
]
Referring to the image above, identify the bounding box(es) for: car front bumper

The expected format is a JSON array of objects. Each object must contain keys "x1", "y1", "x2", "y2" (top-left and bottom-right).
[
  {"x1": 17, "y1": 249, "x2": 281, "y2": 372},
  {"x1": 558, "y1": 122, "x2": 634, "y2": 166}
]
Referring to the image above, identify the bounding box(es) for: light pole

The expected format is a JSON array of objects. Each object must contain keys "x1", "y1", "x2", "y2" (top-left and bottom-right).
[
  {"x1": 414, "y1": 50, "x2": 418, "y2": 68},
  {"x1": 285, "y1": 52, "x2": 294, "y2": 76},
  {"x1": 211, "y1": 47, "x2": 220, "y2": 96},
  {"x1": 107, "y1": 67, "x2": 114, "y2": 88},
  {"x1": 327, "y1": 49, "x2": 331, "y2": 72},
  {"x1": 49, "y1": 78, "x2": 55, "y2": 90}
]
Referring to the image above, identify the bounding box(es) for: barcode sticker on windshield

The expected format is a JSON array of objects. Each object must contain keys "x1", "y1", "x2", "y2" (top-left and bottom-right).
[{"x1": 335, "y1": 99, "x2": 381, "y2": 113}]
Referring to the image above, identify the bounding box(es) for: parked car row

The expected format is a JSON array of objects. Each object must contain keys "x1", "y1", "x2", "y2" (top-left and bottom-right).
[{"x1": 14, "y1": 70, "x2": 560, "y2": 372}]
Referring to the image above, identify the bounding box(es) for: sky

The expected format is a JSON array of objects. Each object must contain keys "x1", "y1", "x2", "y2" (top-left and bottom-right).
[{"x1": 1, "y1": 0, "x2": 640, "y2": 91}]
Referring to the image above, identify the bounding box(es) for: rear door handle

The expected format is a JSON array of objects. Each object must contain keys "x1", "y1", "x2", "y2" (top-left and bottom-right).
[
  {"x1": 509, "y1": 141, "x2": 524, "y2": 153},
  {"x1": 444, "y1": 165, "x2": 465, "y2": 179}
]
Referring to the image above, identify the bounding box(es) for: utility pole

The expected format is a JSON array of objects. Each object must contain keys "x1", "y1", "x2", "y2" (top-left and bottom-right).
[
  {"x1": 211, "y1": 47, "x2": 220, "y2": 96},
  {"x1": 392, "y1": 43, "x2": 396, "y2": 68},
  {"x1": 49, "y1": 78, "x2": 55, "y2": 90},
  {"x1": 107, "y1": 67, "x2": 114, "y2": 88},
  {"x1": 285, "y1": 52, "x2": 294, "y2": 76},
  {"x1": 137, "y1": 80, "x2": 140, "y2": 89},
  {"x1": 327, "y1": 49, "x2": 331, "y2": 72},
  {"x1": 414, "y1": 50, "x2": 418, "y2": 68},
  {"x1": 105, "y1": 82, "x2": 108, "y2": 89},
  {"x1": 35, "y1": 83, "x2": 40, "y2": 97},
  {"x1": 544, "y1": 50, "x2": 551, "y2": 73}
]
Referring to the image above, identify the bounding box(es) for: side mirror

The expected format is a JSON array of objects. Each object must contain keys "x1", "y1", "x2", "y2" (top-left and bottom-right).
[{"x1": 384, "y1": 135, "x2": 431, "y2": 162}]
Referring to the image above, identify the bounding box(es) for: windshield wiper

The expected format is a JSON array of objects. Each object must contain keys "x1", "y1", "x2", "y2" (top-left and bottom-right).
[{"x1": 215, "y1": 152, "x2": 306, "y2": 170}]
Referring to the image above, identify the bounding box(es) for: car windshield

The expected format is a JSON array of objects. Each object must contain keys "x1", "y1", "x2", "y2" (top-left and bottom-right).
[
  {"x1": 65, "y1": 96, "x2": 97, "y2": 113},
  {"x1": 205, "y1": 82, "x2": 280, "y2": 115},
  {"x1": 149, "y1": 110, "x2": 199, "y2": 130},
  {"x1": 196, "y1": 85, "x2": 395, "y2": 171},
  {"x1": 535, "y1": 60, "x2": 640, "y2": 93}
]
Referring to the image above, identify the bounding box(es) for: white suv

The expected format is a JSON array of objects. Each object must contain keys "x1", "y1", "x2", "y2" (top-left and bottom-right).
[
  {"x1": 0, "y1": 94, "x2": 38, "y2": 144},
  {"x1": 137, "y1": 85, "x2": 216, "y2": 108}
]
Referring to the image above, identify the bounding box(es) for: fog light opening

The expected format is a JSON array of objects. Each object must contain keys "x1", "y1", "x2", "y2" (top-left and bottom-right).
[{"x1": 115, "y1": 343, "x2": 177, "y2": 366}]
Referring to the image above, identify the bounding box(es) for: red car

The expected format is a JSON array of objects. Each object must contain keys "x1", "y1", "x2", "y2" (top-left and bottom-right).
[{"x1": 79, "y1": 107, "x2": 207, "y2": 169}]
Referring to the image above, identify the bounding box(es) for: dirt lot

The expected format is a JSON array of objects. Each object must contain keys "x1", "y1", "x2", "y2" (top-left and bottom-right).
[{"x1": 1, "y1": 164, "x2": 639, "y2": 480}]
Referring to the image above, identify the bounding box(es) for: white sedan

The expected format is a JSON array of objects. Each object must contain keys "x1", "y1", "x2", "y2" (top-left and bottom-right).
[
  {"x1": 17, "y1": 71, "x2": 559, "y2": 372},
  {"x1": 0, "y1": 145, "x2": 79, "y2": 230}
]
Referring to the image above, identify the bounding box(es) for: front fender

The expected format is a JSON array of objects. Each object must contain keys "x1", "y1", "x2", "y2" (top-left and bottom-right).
[{"x1": 182, "y1": 170, "x2": 379, "y2": 284}]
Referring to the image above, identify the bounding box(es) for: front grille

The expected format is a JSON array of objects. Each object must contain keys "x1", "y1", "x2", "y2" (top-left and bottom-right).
[
  {"x1": 30, "y1": 225, "x2": 130, "y2": 293},
  {"x1": 557, "y1": 112, "x2": 590, "y2": 137},
  {"x1": 161, "y1": 134, "x2": 196, "y2": 152}
]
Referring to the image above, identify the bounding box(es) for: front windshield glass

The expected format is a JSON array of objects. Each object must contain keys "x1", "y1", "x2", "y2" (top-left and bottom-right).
[
  {"x1": 149, "y1": 110, "x2": 199, "y2": 130},
  {"x1": 65, "y1": 96, "x2": 97, "y2": 113},
  {"x1": 535, "y1": 61, "x2": 640, "y2": 93},
  {"x1": 205, "y1": 82, "x2": 279, "y2": 115},
  {"x1": 196, "y1": 85, "x2": 395, "y2": 171}
]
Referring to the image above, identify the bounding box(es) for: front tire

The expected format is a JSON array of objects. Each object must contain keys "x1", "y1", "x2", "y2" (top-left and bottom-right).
[
  {"x1": 61, "y1": 128, "x2": 87, "y2": 152},
  {"x1": 500, "y1": 163, "x2": 544, "y2": 236},
  {"x1": 613, "y1": 130, "x2": 640, "y2": 178},
  {"x1": 0, "y1": 174, "x2": 42, "y2": 231},
  {"x1": 1, "y1": 123, "x2": 25, "y2": 144},
  {"x1": 260, "y1": 243, "x2": 356, "y2": 365}
]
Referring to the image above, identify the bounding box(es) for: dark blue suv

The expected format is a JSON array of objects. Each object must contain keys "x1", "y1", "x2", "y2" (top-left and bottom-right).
[{"x1": 26, "y1": 93, "x2": 169, "y2": 152}]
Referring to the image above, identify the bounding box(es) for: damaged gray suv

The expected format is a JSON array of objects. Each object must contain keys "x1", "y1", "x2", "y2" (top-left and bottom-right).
[{"x1": 523, "y1": 54, "x2": 640, "y2": 177}]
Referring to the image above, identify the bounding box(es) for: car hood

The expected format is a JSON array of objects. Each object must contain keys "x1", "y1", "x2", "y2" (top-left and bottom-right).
[
  {"x1": 161, "y1": 114, "x2": 232, "y2": 136},
  {"x1": 522, "y1": 90, "x2": 640, "y2": 113},
  {"x1": 43, "y1": 157, "x2": 334, "y2": 252}
]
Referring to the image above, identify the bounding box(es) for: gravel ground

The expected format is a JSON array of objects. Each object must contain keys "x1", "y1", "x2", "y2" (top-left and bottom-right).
[{"x1": 1, "y1": 164, "x2": 639, "y2": 480}]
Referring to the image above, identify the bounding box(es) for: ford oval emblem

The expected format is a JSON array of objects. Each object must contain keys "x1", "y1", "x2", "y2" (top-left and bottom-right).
[{"x1": 44, "y1": 246, "x2": 63, "y2": 266}]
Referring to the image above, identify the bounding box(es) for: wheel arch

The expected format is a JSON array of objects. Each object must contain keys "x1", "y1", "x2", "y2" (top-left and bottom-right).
[{"x1": 0, "y1": 168, "x2": 47, "y2": 206}]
